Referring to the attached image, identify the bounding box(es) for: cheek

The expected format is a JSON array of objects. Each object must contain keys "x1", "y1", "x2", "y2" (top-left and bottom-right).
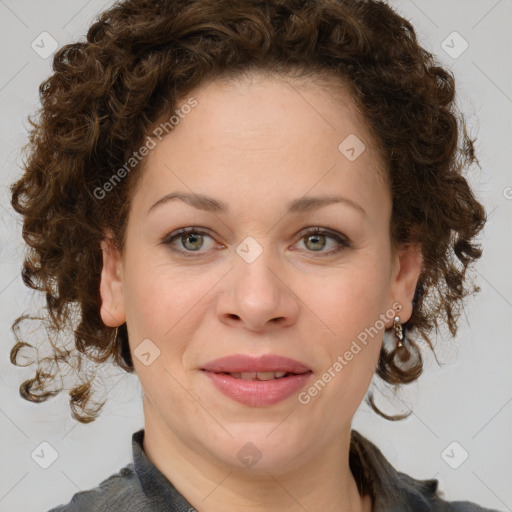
[
  {"x1": 122, "y1": 257, "x2": 214, "y2": 368},
  {"x1": 122, "y1": 269, "x2": 194, "y2": 408},
  {"x1": 123, "y1": 251, "x2": 182, "y2": 332},
  {"x1": 304, "y1": 260, "x2": 390, "y2": 388},
  {"x1": 307, "y1": 261, "x2": 391, "y2": 336}
]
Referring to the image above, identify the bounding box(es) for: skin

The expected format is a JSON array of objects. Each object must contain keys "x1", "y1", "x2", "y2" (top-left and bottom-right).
[{"x1": 99, "y1": 71, "x2": 423, "y2": 512}]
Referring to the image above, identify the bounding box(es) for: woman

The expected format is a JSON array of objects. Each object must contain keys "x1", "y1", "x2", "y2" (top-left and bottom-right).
[{"x1": 9, "y1": 0, "x2": 502, "y2": 510}]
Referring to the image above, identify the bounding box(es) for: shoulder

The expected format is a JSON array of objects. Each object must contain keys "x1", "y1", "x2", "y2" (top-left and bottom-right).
[
  {"x1": 46, "y1": 463, "x2": 145, "y2": 512},
  {"x1": 349, "y1": 430, "x2": 503, "y2": 512},
  {"x1": 447, "y1": 501, "x2": 504, "y2": 512},
  {"x1": 394, "y1": 470, "x2": 503, "y2": 512}
]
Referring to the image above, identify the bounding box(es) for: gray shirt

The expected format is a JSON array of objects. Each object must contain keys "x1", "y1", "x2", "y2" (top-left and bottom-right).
[{"x1": 47, "y1": 429, "x2": 502, "y2": 511}]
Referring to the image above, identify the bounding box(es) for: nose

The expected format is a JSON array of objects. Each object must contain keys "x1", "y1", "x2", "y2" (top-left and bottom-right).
[{"x1": 216, "y1": 246, "x2": 300, "y2": 333}]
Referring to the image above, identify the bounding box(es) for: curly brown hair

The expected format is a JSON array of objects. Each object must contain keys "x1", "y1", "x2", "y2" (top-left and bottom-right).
[{"x1": 10, "y1": 0, "x2": 485, "y2": 423}]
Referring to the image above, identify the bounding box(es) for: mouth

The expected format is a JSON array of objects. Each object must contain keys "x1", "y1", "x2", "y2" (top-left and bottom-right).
[{"x1": 200, "y1": 354, "x2": 313, "y2": 406}]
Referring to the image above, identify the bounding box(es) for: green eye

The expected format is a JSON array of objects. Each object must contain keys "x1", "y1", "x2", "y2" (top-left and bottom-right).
[{"x1": 297, "y1": 228, "x2": 351, "y2": 256}]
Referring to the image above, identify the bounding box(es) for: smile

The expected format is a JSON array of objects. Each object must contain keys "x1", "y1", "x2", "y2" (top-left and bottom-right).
[{"x1": 200, "y1": 354, "x2": 313, "y2": 406}]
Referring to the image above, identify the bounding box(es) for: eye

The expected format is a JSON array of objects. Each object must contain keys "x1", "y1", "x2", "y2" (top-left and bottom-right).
[
  {"x1": 295, "y1": 227, "x2": 351, "y2": 256},
  {"x1": 161, "y1": 227, "x2": 217, "y2": 256}
]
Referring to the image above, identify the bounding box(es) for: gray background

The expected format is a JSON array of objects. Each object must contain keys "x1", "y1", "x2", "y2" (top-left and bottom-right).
[{"x1": 0, "y1": 1, "x2": 511, "y2": 511}]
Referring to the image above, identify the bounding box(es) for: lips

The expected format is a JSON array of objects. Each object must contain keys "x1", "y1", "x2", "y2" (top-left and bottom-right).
[
  {"x1": 200, "y1": 354, "x2": 313, "y2": 406},
  {"x1": 201, "y1": 354, "x2": 312, "y2": 374}
]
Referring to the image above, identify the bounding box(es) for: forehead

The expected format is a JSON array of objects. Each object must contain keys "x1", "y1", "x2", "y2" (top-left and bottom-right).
[{"x1": 131, "y1": 71, "x2": 389, "y2": 217}]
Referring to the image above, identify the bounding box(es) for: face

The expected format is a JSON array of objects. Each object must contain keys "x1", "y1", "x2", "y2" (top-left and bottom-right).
[{"x1": 100, "y1": 72, "x2": 422, "y2": 474}]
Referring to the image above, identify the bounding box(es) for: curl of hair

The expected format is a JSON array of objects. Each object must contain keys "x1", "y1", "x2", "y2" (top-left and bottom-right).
[{"x1": 10, "y1": 0, "x2": 485, "y2": 423}]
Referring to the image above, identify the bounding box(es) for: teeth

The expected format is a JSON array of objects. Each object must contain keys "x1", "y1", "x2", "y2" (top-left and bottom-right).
[
  {"x1": 255, "y1": 371, "x2": 278, "y2": 381},
  {"x1": 229, "y1": 371, "x2": 289, "y2": 380},
  {"x1": 240, "y1": 372, "x2": 257, "y2": 380}
]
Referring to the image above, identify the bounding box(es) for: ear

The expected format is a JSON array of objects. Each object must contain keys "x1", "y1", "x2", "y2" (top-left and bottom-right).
[
  {"x1": 99, "y1": 230, "x2": 126, "y2": 327},
  {"x1": 389, "y1": 242, "x2": 423, "y2": 324}
]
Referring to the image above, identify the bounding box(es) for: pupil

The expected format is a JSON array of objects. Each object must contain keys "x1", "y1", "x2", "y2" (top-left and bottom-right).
[
  {"x1": 307, "y1": 234, "x2": 325, "y2": 251},
  {"x1": 184, "y1": 233, "x2": 201, "y2": 250}
]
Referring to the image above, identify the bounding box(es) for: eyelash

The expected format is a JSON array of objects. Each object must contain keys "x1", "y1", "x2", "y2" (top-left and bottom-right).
[{"x1": 160, "y1": 227, "x2": 351, "y2": 258}]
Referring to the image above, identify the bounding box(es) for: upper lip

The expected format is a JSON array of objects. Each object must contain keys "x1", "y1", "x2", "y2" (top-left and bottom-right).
[{"x1": 201, "y1": 354, "x2": 312, "y2": 374}]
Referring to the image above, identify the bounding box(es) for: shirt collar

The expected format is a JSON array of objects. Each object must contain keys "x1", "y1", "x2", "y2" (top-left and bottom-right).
[
  {"x1": 132, "y1": 428, "x2": 442, "y2": 511},
  {"x1": 132, "y1": 429, "x2": 195, "y2": 511}
]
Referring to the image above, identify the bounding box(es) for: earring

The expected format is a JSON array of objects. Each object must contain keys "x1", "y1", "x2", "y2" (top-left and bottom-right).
[
  {"x1": 393, "y1": 316, "x2": 404, "y2": 348},
  {"x1": 113, "y1": 326, "x2": 119, "y2": 343}
]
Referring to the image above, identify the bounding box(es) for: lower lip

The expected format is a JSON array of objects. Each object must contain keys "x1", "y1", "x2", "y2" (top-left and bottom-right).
[{"x1": 203, "y1": 371, "x2": 313, "y2": 406}]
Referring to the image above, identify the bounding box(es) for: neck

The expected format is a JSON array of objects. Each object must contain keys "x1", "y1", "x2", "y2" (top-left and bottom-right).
[{"x1": 142, "y1": 407, "x2": 372, "y2": 512}]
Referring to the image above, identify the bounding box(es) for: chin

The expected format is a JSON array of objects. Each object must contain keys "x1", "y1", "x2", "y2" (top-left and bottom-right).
[{"x1": 206, "y1": 423, "x2": 310, "y2": 473}]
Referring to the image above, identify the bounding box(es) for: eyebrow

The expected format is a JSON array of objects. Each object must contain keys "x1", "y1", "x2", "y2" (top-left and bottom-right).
[{"x1": 147, "y1": 192, "x2": 366, "y2": 217}]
